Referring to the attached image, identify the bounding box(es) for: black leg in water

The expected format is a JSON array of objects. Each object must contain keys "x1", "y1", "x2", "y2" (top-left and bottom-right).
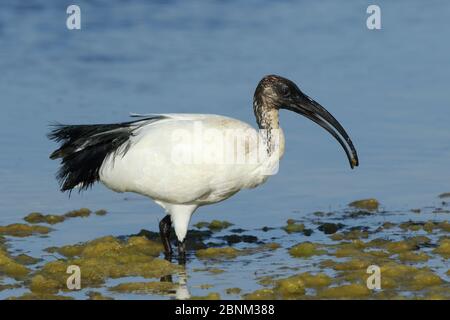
[
  {"x1": 178, "y1": 240, "x2": 186, "y2": 265},
  {"x1": 159, "y1": 214, "x2": 173, "y2": 258}
]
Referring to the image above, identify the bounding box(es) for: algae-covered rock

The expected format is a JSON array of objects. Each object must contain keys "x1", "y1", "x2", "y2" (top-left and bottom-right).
[
  {"x1": 275, "y1": 276, "x2": 305, "y2": 297},
  {"x1": 109, "y1": 281, "x2": 177, "y2": 294},
  {"x1": 409, "y1": 272, "x2": 442, "y2": 290},
  {"x1": 398, "y1": 251, "x2": 429, "y2": 262},
  {"x1": 64, "y1": 208, "x2": 91, "y2": 218},
  {"x1": 24, "y1": 212, "x2": 66, "y2": 225},
  {"x1": 348, "y1": 198, "x2": 379, "y2": 211},
  {"x1": 30, "y1": 275, "x2": 60, "y2": 294},
  {"x1": 283, "y1": 219, "x2": 305, "y2": 233},
  {"x1": 194, "y1": 220, "x2": 233, "y2": 231},
  {"x1": 0, "y1": 247, "x2": 30, "y2": 279},
  {"x1": 0, "y1": 223, "x2": 51, "y2": 237},
  {"x1": 196, "y1": 247, "x2": 240, "y2": 259},
  {"x1": 193, "y1": 267, "x2": 225, "y2": 274},
  {"x1": 289, "y1": 242, "x2": 326, "y2": 258}
]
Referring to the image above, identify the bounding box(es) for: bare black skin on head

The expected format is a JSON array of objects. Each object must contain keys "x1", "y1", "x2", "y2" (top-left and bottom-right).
[{"x1": 253, "y1": 75, "x2": 359, "y2": 169}]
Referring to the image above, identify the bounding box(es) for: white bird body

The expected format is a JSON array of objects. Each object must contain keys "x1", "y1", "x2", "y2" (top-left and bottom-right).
[
  {"x1": 99, "y1": 113, "x2": 285, "y2": 241},
  {"x1": 49, "y1": 75, "x2": 358, "y2": 261}
]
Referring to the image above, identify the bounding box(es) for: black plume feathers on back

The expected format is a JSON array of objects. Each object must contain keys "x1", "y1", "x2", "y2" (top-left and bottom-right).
[{"x1": 48, "y1": 116, "x2": 165, "y2": 192}]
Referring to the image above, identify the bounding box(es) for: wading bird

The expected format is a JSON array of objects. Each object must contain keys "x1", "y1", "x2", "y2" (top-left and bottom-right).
[{"x1": 48, "y1": 75, "x2": 358, "y2": 263}]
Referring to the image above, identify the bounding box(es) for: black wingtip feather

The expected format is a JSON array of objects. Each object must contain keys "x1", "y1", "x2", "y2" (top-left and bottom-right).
[{"x1": 47, "y1": 116, "x2": 165, "y2": 192}]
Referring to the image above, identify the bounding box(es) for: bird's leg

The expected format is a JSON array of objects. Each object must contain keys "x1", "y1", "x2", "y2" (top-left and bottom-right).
[
  {"x1": 177, "y1": 240, "x2": 186, "y2": 265},
  {"x1": 159, "y1": 214, "x2": 173, "y2": 258}
]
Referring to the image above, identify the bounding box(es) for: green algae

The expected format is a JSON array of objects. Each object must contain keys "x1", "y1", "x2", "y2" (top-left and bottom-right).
[
  {"x1": 32, "y1": 235, "x2": 180, "y2": 292},
  {"x1": 13, "y1": 254, "x2": 41, "y2": 265},
  {"x1": 348, "y1": 198, "x2": 379, "y2": 211},
  {"x1": 109, "y1": 281, "x2": 177, "y2": 294},
  {"x1": 398, "y1": 251, "x2": 429, "y2": 262},
  {"x1": 289, "y1": 242, "x2": 326, "y2": 258},
  {"x1": 64, "y1": 208, "x2": 91, "y2": 218},
  {"x1": 196, "y1": 247, "x2": 240, "y2": 259},
  {"x1": 24, "y1": 212, "x2": 66, "y2": 225},
  {"x1": 433, "y1": 238, "x2": 450, "y2": 258},
  {"x1": 30, "y1": 275, "x2": 60, "y2": 294},
  {"x1": 330, "y1": 229, "x2": 369, "y2": 241},
  {"x1": 275, "y1": 276, "x2": 305, "y2": 297},
  {"x1": 0, "y1": 223, "x2": 51, "y2": 237},
  {"x1": 190, "y1": 292, "x2": 221, "y2": 300},
  {"x1": 282, "y1": 219, "x2": 305, "y2": 233},
  {"x1": 194, "y1": 220, "x2": 233, "y2": 231},
  {"x1": 0, "y1": 247, "x2": 30, "y2": 279}
]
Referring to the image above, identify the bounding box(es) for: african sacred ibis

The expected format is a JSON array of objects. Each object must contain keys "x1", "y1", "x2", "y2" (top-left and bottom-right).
[{"x1": 48, "y1": 75, "x2": 359, "y2": 262}]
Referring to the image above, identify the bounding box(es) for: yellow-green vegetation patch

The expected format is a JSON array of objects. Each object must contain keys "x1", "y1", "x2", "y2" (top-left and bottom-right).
[
  {"x1": 94, "y1": 209, "x2": 108, "y2": 216},
  {"x1": 196, "y1": 247, "x2": 240, "y2": 259},
  {"x1": 109, "y1": 281, "x2": 177, "y2": 294},
  {"x1": 0, "y1": 247, "x2": 30, "y2": 279},
  {"x1": 0, "y1": 223, "x2": 51, "y2": 237},
  {"x1": 190, "y1": 292, "x2": 221, "y2": 300},
  {"x1": 87, "y1": 291, "x2": 114, "y2": 300},
  {"x1": 13, "y1": 254, "x2": 41, "y2": 265},
  {"x1": 30, "y1": 275, "x2": 60, "y2": 294},
  {"x1": 433, "y1": 238, "x2": 450, "y2": 258},
  {"x1": 274, "y1": 275, "x2": 305, "y2": 297},
  {"x1": 398, "y1": 251, "x2": 429, "y2": 262},
  {"x1": 349, "y1": 198, "x2": 379, "y2": 211},
  {"x1": 243, "y1": 289, "x2": 275, "y2": 300},
  {"x1": 193, "y1": 267, "x2": 225, "y2": 274},
  {"x1": 289, "y1": 242, "x2": 326, "y2": 258},
  {"x1": 24, "y1": 212, "x2": 66, "y2": 225},
  {"x1": 194, "y1": 220, "x2": 233, "y2": 231},
  {"x1": 32, "y1": 235, "x2": 179, "y2": 292},
  {"x1": 283, "y1": 219, "x2": 305, "y2": 233},
  {"x1": 64, "y1": 208, "x2": 91, "y2": 218}
]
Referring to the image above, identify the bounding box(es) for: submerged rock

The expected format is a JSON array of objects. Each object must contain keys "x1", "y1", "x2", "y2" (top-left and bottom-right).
[
  {"x1": 317, "y1": 284, "x2": 370, "y2": 299},
  {"x1": 196, "y1": 247, "x2": 240, "y2": 259},
  {"x1": 318, "y1": 223, "x2": 344, "y2": 235},
  {"x1": 87, "y1": 291, "x2": 114, "y2": 300},
  {"x1": 64, "y1": 208, "x2": 92, "y2": 218}
]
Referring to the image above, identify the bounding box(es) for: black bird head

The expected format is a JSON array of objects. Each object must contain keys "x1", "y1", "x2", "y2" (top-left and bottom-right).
[{"x1": 254, "y1": 75, "x2": 359, "y2": 169}]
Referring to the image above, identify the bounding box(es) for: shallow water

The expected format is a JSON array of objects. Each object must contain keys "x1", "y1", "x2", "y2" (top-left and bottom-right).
[{"x1": 0, "y1": 0, "x2": 449, "y2": 299}]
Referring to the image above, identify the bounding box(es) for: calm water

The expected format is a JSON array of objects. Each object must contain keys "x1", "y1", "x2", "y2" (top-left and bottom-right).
[{"x1": 0, "y1": 0, "x2": 449, "y2": 299}]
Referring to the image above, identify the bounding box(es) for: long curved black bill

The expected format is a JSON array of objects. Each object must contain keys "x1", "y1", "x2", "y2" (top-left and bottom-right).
[{"x1": 285, "y1": 95, "x2": 359, "y2": 169}]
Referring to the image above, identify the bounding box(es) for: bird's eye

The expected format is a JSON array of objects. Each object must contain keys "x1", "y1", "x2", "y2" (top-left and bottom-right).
[{"x1": 280, "y1": 85, "x2": 290, "y2": 97}]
